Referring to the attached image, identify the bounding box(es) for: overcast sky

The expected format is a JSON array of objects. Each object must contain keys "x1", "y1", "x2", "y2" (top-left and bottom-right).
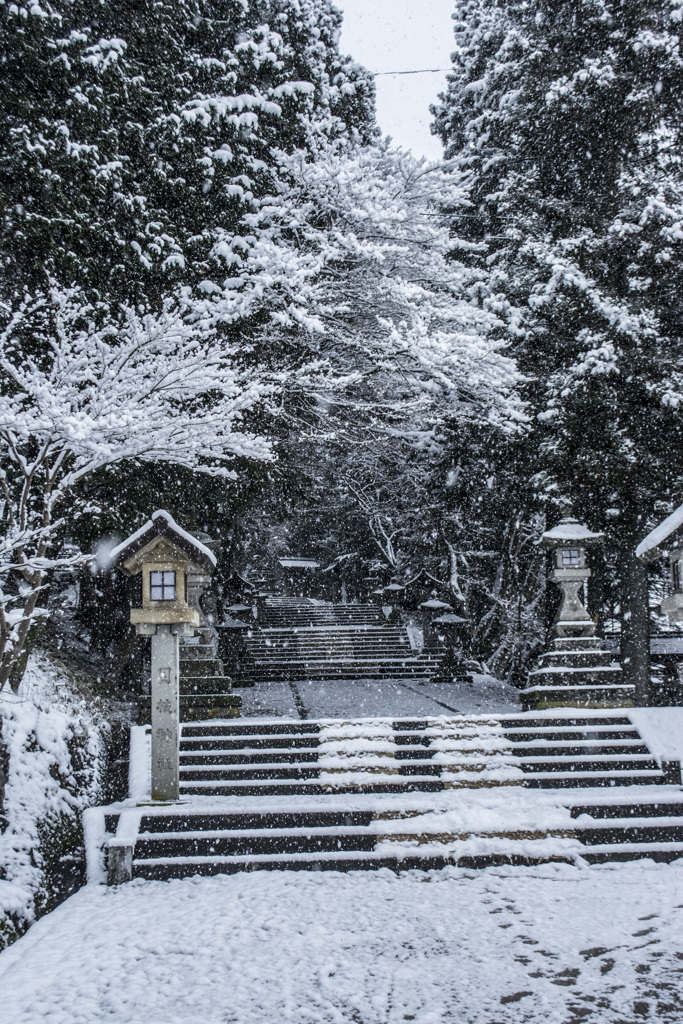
[{"x1": 338, "y1": 0, "x2": 455, "y2": 160}]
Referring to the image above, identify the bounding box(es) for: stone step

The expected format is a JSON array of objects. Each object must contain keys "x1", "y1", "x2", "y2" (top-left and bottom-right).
[
  {"x1": 245, "y1": 647, "x2": 415, "y2": 656},
  {"x1": 139, "y1": 811, "x2": 375, "y2": 832},
  {"x1": 181, "y1": 736, "x2": 320, "y2": 751},
  {"x1": 249, "y1": 624, "x2": 408, "y2": 633},
  {"x1": 131, "y1": 849, "x2": 547, "y2": 881},
  {"x1": 181, "y1": 764, "x2": 321, "y2": 781},
  {"x1": 518, "y1": 755, "x2": 660, "y2": 773},
  {"x1": 259, "y1": 612, "x2": 382, "y2": 618},
  {"x1": 245, "y1": 651, "x2": 418, "y2": 661},
  {"x1": 244, "y1": 661, "x2": 430, "y2": 671},
  {"x1": 180, "y1": 647, "x2": 219, "y2": 661},
  {"x1": 551, "y1": 638, "x2": 603, "y2": 651},
  {"x1": 527, "y1": 667, "x2": 623, "y2": 685},
  {"x1": 511, "y1": 743, "x2": 650, "y2": 756},
  {"x1": 538, "y1": 651, "x2": 615, "y2": 669},
  {"x1": 503, "y1": 728, "x2": 641, "y2": 742},
  {"x1": 574, "y1": 820, "x2": 683, "y2": 845},
  {"x1": 179, "y1": 778, "x2": 445, "y2": 796},
  {"x1": 521, "y1": 684, "x2": 635, "y2": 711},
  {"x1": 245, "y1": 644, "x2": 414, "y2": 654},
  {"x1": 521, "y1": 770, "x2": 665, "y2": 788},
  {"x1": 261, "y1": 614, "x2": 381, "y2": 622},
  {"x1": 135, "y1": 828, "x2": 378, "y2": 859},
  {"x1": 579, "y1": 842, "x2": 683, "y2": 865},
  {"x1": 181, "y1": 679, "x2": 234, "y2": 696},
  {"x1": 180, "y1": 661, "x2": 226, "y2": 677},
  {"x1": 179, "y1": 750, "x2": 320, "y2": 765},
  {"x1": 137, "y1": 696, "x2": 241, "y2": 729},
  {"x1": 570, "y1": 801, "x2": 683, "y2": 820},
  {"x1": 247, "y1": 669, "x2": 433, "y2": 679},
  {"x1": 503, "y1": 716, "x2": 634, "y2": 727},
  {"x1": 246, "y1": 673, "x2": 437, "y2": 681},
  {"x1": 245, "y1": 647, "x2": 434, "y2": 658},
  {"x1": 183, "y1": 721, "x2": 320, "y2": 736}
]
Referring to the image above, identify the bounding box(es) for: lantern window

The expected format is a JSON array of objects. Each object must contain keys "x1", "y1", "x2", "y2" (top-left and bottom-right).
[
  {"x1": 561, "y1": 549, "x2": 581, "y2": 566},
  {"x1": 150, "y1": 571, "x2": 176, "y2": 601}
]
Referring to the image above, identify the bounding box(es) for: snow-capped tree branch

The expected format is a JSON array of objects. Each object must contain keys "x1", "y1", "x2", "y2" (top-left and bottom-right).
[{"x1": 0, "y1": 286, "x2": 274, "y2": 690}]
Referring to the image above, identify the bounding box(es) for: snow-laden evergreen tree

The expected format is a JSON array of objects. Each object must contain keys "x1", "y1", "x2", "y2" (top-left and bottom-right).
[
  {"x1": 1, "y1": 0, "x2": 376, "y2": 304},
  {"x1": 434, "y1": 0, "x2": 683, "y2": 698}
]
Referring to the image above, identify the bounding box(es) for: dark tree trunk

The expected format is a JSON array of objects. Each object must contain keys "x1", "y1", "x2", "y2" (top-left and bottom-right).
[
  {"x1": 0, "y1": 719, "x2": 8, "y2": 831},
  {"x1": 620, "y1": 547, "x2": 651, "y2": 705}
]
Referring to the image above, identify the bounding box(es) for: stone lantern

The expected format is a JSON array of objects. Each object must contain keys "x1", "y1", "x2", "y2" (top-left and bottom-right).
[
  {"x1": 110, "y1": 510, "x2": 216, "y2": 801},
  {"x1": 540, "y1": 518, "x2": 604, "y2": 637},
  {"x1": 521, "y1": 517, "x2": 630, "y2": 711}
]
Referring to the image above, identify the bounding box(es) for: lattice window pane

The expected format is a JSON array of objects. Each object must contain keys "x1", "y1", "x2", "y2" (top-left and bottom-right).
[
  {"x1": 150, "y1": 570, "x2": 176, "y2": 600},
  {"x1": 561, "y1": 549, "x2": 580, "y2": 566}
]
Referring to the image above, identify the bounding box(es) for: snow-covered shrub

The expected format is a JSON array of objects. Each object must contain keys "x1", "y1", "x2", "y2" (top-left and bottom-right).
[{"x1": 0, "y1": 653, "x2": 110, "y2": 950}]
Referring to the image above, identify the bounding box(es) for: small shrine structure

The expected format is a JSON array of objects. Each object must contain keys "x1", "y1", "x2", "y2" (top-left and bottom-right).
[
  {"x1": 636, "y1": 504, "x2": 683, "y2": 703},
  {"x1": 521, "y1": 518, "x2": 632, "y2": 710},
  {"x1": 636, "y1": 503, "x2": 683, "y2": 621}
]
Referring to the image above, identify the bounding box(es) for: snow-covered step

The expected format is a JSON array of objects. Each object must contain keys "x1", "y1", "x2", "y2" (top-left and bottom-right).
[
  {"x1": 521, "y1": 770, "x2": 665, "y2": 788},
  {"x1": 578, "y1": 841, "x2": 683, "y2": 864},
  {"x1": 130, "y1": 849, "x2": 493, "y2": 879},
  {"x1": 99, "y1": 712, "x2": 683, "y2": 883}
]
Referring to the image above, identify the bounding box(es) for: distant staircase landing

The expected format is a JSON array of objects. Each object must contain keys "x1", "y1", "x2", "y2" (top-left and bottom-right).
[{"x1": 239, "y1": 597, "x2": 442, "y2": 684}]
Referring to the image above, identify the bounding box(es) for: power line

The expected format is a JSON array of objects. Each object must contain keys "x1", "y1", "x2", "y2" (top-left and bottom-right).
[{"x1": 372, "y1": 68, "x2": 451, "y2": 77}]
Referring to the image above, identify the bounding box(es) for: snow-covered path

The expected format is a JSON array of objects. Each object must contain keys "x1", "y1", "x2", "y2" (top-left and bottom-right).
[
  {"x1": 1, "y1": 863, "x2": 681, "y2": 1023},
  {"x1": 238, "y1": 675, "x2": 520, "y2": 719}
]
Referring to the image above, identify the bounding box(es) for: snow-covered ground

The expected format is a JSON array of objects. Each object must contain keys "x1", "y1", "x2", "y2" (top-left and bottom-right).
[
  {"x1": 1, "y1": 862, "x2": 682, "y2": 1023},
  {"x1": 238, "y1": 674, "x2": 520, "y2": 719}
]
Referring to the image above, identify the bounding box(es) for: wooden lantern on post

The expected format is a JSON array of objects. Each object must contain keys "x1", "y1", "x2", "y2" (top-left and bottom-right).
[{"x1": 110, "y1": 510, "x2": 216, "y2": 801}]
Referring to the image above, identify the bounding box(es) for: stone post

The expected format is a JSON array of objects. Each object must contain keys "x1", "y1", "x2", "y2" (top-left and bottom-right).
[{"x1": 150, "y1": 625, "x2": 180, "y2": 801}]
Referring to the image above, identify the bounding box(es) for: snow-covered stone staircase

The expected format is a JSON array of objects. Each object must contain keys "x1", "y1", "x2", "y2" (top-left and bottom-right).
[
  {"x1": 240, "y1": 598, "x2": 441, "y2": 683},
  {"x1": 521, "y1": 637, "x2": 633, "y2": 710},
  {"x1": 99, "y1": 711, "x2": 683, "y2": 882}
]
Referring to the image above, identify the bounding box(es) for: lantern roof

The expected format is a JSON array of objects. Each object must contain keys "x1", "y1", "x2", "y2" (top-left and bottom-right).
[
  {"x1": 278, "y1": 558, "x2": 320, "y2": 570},
  {"x1": 636, "y1": 503, "x2": 683, "y2": 563},
  {"x1": 109, "y1": 510, "x2": 216, "y2": 573},
  {"x1": 540, "y1": 518, "x2": 604, "y2": 548}
]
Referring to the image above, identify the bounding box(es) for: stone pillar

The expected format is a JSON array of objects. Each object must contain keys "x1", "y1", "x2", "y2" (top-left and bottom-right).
[
  {"x1": 150, "y1": 625, "x2": 179, "y2": 801},
  {"x1": 553, "y1": 577, "x2": 595, "y2": 637}
]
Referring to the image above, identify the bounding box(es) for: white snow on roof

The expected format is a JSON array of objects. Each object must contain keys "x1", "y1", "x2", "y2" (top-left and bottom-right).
[
  {"x1": 108, "y1": 518, "x2": 154, "y2": 563},
  {"x1": 109, "y1": 510, "x2": 216, "y2": 567},
  {"x1": 636, "y1": 503, "x2": 683, "y2": 561},
  {"x1": 541, "y1": 518, "x2": 604, "y2": 545},
  {"x1": 279, "y1": 559, "x2": 320, "y2": 569}
]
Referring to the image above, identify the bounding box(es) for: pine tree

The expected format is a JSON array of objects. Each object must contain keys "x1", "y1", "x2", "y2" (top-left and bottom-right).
[
  {"x1": 0, "y1": 0, "x2": 376, "y2": 304},
  {"x1": 434, "y1": 0, "x2": 683, "y2": 699}
]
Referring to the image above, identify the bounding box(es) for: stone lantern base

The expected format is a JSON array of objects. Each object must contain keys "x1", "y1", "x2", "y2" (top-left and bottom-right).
[{"x1": 521, "y1": 636, "x2": 635, "y2": 711}]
